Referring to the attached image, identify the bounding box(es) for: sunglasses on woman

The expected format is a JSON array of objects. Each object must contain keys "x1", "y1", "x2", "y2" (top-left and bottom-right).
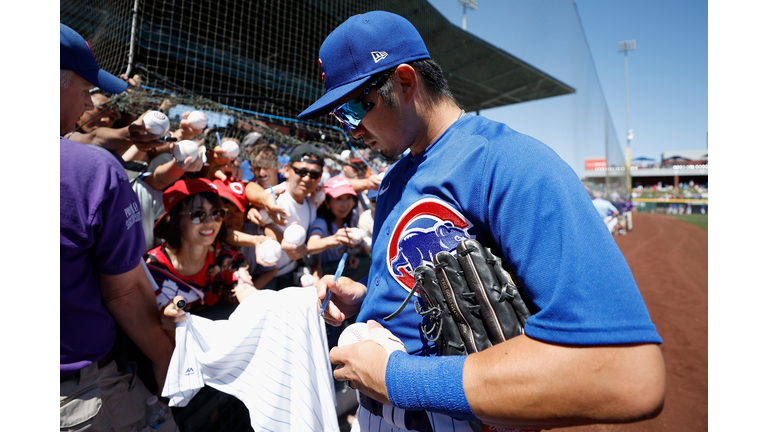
[
  {"x1": 330, "y1": 78, "x2": 379, "y2": 132},
  {"x1": 183, "y1": 208, "x2": 228, "y2": 224},
  {"x1": 291, "y1": 165, "x2": 323, "y2": 180}
]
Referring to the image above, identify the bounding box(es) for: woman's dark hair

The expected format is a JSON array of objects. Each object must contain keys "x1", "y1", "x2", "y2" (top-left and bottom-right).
[
  {"x1": 374, "y1": 58, "x2": 457, "y2": 109},
  {"x1": 154, "y1": 191, "x2": 227, "y2": 250},
  {"x1": 317, "y1": 193, "x2": 358, "y2": 234}
]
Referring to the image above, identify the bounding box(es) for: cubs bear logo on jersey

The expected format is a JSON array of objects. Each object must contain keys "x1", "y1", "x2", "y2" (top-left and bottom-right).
[{"x1": 388, "y1": 198, "x2": 475, "y2": 291}]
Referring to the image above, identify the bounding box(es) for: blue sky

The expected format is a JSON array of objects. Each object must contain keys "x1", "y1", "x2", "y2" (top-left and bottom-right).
[{"x1": 426, "y1": 0, "x2": 707, "y2": 174}]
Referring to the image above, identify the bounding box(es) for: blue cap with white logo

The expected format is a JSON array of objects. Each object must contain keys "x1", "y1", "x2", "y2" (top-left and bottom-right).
[
  {"x1": 60, "y1": 23, "x2": 128, "y2": 95},
  {"x1": 298, "y1": 11, "x2": 430, "y2": 120}
]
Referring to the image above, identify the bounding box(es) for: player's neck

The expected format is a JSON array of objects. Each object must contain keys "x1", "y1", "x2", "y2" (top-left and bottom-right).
[{"x1": 409, "y1": 100, "x2": 463, "y2": 157}]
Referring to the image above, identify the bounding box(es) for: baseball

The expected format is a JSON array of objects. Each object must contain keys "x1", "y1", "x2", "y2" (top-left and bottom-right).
[
  {"x1": 257, "y1": 239, "x2": 282, "y2": 265},
  {"x1": 143, "y1": 111, "x2": 170, "y2": 135},
  {"x1": 258, "y1": 209, "x2": 273, "y2": 225},
  {"x1": 187, "y1": 110, "x2": 208, "y2": 129},
  {"x1": 283, "y1": 224, "x2": 306, "y2": 245},
  {"x1": 172, "y1": 140, "x2": 199, "y2": 162},
  {"x1": 348, "y1": 227, "x2": 363, "y2": 245},
  {"x1": 220, "y1": 140, "x2": 240, "y2": 160},
  {"x1": 300, "y1": 273, "x2": 315, "y2": 287},
  {"x1": 337, "y1": 322, "x2": 372, "y2": 347}
]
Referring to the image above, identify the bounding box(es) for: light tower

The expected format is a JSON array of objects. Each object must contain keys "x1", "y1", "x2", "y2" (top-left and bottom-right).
[
  {"x1": 618, "y1": 40, "x2": 636, "y2": 194},
  {"x1": 457, "y1": 0, "x2": 477, "y2": 31}
]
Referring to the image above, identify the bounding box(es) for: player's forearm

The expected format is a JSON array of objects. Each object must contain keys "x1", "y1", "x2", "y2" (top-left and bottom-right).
[{"x1": 462, "y1": 336, "x2": 665, "y2": 429}]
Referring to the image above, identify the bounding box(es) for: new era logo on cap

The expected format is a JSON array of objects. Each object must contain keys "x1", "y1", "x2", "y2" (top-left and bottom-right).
[
  {"x1": 297, "y1": 12, "x2": 431, "y2": 120},
  {"x1": 371, "y1": 51, "x2": 388, "y2": 63}
]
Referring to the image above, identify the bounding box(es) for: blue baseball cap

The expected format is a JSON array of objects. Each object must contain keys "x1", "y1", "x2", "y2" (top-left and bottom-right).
[
  {"x1": 298, "y1": 11, "x2": 430, "y2": 120},
  {"x1": 60, "y1": 23, "x2": 128, "y2": 95}
]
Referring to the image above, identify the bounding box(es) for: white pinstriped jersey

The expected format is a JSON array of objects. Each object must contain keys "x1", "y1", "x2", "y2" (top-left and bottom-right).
[{"x1": 162, "y1": 287, "x2": 339, "y2": 432}]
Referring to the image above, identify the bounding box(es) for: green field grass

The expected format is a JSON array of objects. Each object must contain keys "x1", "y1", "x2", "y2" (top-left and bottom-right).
[{"x1": 669, "y1": 214, "x2": 708, "y2": 230}]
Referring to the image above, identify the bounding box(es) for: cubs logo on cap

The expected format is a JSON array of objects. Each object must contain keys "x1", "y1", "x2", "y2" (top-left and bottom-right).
[{"x1": 387, "y1": 198, "x2": 476, "y2": 291}]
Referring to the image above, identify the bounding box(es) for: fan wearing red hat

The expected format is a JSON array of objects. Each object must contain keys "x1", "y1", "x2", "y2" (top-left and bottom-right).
[
  {"x1": 307, "y1": 176, "x2": 370, "y2": 282},
  {"x1": 147, "y1": 178, "x2": 253, "y2": 316}
]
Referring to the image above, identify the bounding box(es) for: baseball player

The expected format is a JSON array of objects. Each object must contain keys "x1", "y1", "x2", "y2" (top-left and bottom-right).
[{"x1": 300, "y1": 11, "x2": 665, "y2": 432}]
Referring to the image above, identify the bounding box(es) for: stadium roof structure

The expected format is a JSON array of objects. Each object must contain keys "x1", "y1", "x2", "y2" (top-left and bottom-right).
[{"x1": 400, "y1": 0, "x2": 576, "y2": 112}]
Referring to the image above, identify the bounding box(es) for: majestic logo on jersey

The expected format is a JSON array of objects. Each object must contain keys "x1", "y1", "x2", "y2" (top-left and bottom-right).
[
  {"x1": 371, "y1": 51, "x2": 388, "y2": 63},
  {"x1": 388, "y1": 198, "x2": 474, "y2": 291}
]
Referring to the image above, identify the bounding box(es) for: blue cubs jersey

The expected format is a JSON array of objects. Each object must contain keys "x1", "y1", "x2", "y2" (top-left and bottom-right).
[{"x1": 358, "y1": 115, "x2": 661, "y2": 355}]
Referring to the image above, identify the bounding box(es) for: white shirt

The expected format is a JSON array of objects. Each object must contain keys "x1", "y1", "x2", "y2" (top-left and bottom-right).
[
  {"x1": 274, "y1": 182, "x2": 316, "y2": 276},
  {"x1": 162, "y1": 287, "x2": 339, "y2": 432}
]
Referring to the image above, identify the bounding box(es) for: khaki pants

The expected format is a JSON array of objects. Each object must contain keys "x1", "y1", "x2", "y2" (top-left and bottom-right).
[{"x1": 60, "y1": 360, "x2": 178, "y2": 432}]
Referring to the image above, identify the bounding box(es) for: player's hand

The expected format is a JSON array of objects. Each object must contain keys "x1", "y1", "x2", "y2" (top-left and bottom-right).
[
  {"x1": 317, "y1": 275, "x2": 367, "y2": 326},
  {"x1": 329, "y1": 320, "x2": 392, "y2": 403},
  {"x1": 161, "y1": 295, "x2": 188, "y2": 331}
]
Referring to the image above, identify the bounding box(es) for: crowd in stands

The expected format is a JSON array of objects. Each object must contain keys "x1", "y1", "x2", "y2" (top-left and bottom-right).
[{"x1": 631, "y1": 181, "x2": 708, "y2": 200}]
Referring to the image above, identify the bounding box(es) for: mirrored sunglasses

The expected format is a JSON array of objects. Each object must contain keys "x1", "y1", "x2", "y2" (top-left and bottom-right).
[
  {"x1": 183, "y1": 208, "x2": 228, "y2": 224},
  {"x1": 330, "y1": 79, "x2": 379, "y2": 132}
]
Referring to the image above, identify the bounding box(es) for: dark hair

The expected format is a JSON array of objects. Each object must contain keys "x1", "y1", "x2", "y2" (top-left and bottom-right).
[
  {"x1": 154, "y1": 192, "x2": 227, "y2": 249},
  {"x1": 248, "y1": 143, "x2": 279, "y2": 168},
  {"x1": 316, "y1": 193, "x2": 358, "y2": 234},
  {"x1": 374, "y1": 59, "x2": 457, "y2": 109}
]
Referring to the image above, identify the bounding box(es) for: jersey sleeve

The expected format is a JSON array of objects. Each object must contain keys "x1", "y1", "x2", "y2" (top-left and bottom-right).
[{"x1": 478, "y1": 133, "x2": 661, "y2": 345}]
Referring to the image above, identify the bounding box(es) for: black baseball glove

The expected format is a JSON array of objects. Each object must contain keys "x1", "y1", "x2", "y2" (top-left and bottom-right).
[{"x1": 386, "y1": 238, "x2": 533, "y2": 356}]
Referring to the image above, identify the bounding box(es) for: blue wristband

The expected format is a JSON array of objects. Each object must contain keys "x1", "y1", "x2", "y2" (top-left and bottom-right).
[{"x1": 385, "y1": 350, "x2": 481, "y2": 422}]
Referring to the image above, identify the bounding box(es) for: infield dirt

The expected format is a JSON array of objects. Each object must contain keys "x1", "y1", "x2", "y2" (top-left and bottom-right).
[{"x1": 558, "y1": 212, "x2": 708, "y2": 432}]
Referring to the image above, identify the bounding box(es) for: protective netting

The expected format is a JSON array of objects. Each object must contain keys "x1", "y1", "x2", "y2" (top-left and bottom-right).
[
  {"x1": 441, "y1": 0, "x2": 627, "y2": 194},
  {"x1": 61, "y1": 0, "x2": 627, "y2": 194}
]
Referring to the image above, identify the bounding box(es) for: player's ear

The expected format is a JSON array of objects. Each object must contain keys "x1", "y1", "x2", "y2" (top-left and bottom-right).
[{"x1": 393, "y1": 63, "x2": 418, "y2": 104}]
